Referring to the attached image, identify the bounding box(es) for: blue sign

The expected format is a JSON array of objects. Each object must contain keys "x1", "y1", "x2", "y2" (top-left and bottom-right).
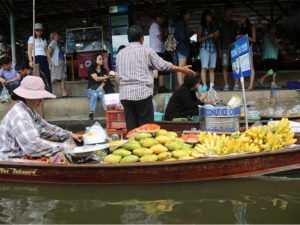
[
  {"x1": 109, "y1": 5, "x2": 128, "y2": 14},
  {"x1": 201, "y1": 107, "x2": 240, "y2": 117},
  {"x1": 231, "y1": 35, "x2": 251, "y2": 79}
]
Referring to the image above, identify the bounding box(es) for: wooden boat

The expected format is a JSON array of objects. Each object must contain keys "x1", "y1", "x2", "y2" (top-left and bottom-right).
[{"x1": 0, "y1": 134, "x2": 299, "y2": 184}]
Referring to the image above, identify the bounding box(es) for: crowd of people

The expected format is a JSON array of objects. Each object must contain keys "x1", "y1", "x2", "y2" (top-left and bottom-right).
[
  {"x1": 0, "y1": 23, "x2": 68, "y2": 100},
  {"x1": 0, "y1": 4, "x2": 287, "y2": 161},
  {"x1": 148, "y1": 4, "x2": 282, "y2": 91}
]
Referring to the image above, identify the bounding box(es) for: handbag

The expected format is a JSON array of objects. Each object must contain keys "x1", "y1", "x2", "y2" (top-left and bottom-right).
[{"x1": 164, "y1": 28, "x2": 178, "y2": 52}]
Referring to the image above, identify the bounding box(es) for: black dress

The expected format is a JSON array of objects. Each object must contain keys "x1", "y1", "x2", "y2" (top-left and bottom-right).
[
  {"x1": 87, "y1": 67, "x2": 114, "y2": 93},
  {"x1": 165, "y1": 85, "x2": 203, "y2": 121}
]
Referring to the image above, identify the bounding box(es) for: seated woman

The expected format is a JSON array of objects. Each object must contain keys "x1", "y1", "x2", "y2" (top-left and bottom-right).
[
  {"x1": 0, "y1": 76, "x2": 82, "y2": 161},
  {"x1": 165, "y1": 75, "x2": 207, "y2": 121},
  {"x1": 87, "y1": 54, "x2": 114, "y2": 120}
]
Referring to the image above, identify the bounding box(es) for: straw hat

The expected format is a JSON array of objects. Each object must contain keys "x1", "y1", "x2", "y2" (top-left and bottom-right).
[
  {"x1": 13, "y1": 76, "x2": 56, "y2": 99},
  {"x1": 34, "y1": 23, "x2": 44, "y2": 30}
]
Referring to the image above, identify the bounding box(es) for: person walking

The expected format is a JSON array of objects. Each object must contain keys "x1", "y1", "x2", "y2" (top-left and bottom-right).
[
  {"x1": 27, "y1": 23, "x2": 52, "y2": 92},
  {"x1": 198, "y1": 10, "x2": 219, "y2": 90},
  {"x1": 48, "y1": 32, "x2": 68, "y2": 97},
  {"x1": 173, "y1": 8, "x2": 195, "y2": 86},
  {"x1": 258, "y1": 24, "x2": 281, "y2": 88},
  {"x1": 149, "y1": 12, "x2": 170, "y2": 93},
  {"x1": 236, "y1": 16, "x2": 256, "y2": 90},
  {"x1": 116, "y1": 25, "x2": 195, "y2": 132},
  {"x1": 219, "y1": 4, "x2": 238, "y2": 91}
]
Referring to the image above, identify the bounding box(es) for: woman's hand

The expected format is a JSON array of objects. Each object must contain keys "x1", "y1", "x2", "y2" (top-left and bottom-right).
[
  {"x1": 29, "y1": 61, "x2": 33, "y2": 68},
  {"x1": 99, "y1": 75, "x2": 109, "y2": 81},
  {"x1": 182, "y1": 65, "x2": 196, "y2": 76},
  {"x1": 71, "y1": 133, "x2": 83, "y2": 142}
]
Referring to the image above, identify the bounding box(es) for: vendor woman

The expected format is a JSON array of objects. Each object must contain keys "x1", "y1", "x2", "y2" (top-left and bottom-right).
[
  {"x1": 165, "y1": 75, "x2": 207, "y2": 121},
  {"x1": 0, "y1": 76, "x2": 82, "y2": 160}
]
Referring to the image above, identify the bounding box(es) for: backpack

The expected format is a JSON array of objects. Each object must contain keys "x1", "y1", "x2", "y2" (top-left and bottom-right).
[{"x1": 164, "y1": 28, "x2": 178, "y2": 52}]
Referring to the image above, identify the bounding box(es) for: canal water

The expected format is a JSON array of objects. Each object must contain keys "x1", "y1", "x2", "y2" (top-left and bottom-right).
[{"x1": 0, "y1": 176, "x2": 299, "y2": 224}]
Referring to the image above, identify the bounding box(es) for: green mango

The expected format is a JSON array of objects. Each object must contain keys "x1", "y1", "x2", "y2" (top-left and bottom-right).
[
  {"x1": 180, "y1": 148, "x2": 192, "y2": 155},
  {"x1": 158, "y1": 152, "x2": 172, "y2": 161},
  {"x1": 103, "y1": 154, "x2": 122, "y2": 164},
  {"x1": 150, "y1": 144, "x2": 168, "y2": 154},
  {"x1": 172, "y1": 150, "x2": 189, "y2": 159},
  {"x1": 155, "y1": 129, "x2": 168, "y2": 137},
  {"x1": 120, "y1": 155, "x2": 139, "y2": 163},
  {"x1": 133, "y1": 148, "x2": 153, "y2": 157},
  {"x1": 167, "y1": 131, "x2": 178, "y2": 137},
  {"x1": 134, "y1": 132, "x2": 152, "y2": 141},
  {"x1": 140, "y1": 154, "x2": 158, "y2": 162},
  {"x1": 113, "y1": 149, "x2": 132, "y2": 157},
  {"x1": 122, "y1": 142, "x2": 141, "y2": 151},
  {"x1": 140, "y1": 138, "x2": 158, "y2": 148},
  {"x1": 165, "y1": 142, "x2": 182, "y2": 151}
]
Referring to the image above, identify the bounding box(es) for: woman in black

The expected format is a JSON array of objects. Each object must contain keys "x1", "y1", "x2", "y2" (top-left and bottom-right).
[
  {"x1": 165, "y1": 75, "x2": 206, "y2": 121},
  {"x1": 87, "y1": 54, "x2": 114, "y2": 120},
  {"x1": 236, "y1": 15, "x2": 256, "y2": 90}
]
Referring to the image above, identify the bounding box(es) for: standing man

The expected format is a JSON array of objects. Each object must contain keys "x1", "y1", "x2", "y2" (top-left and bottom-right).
[
  {"x1": 117, "y1": 25, "x2": 196, "y2": 132},
  {"x1": 218, "y1": 4, "x2": 238, "y2": 91},
  {"x1": 149, "y1": 12, "x2": 169, "y2": 93}
]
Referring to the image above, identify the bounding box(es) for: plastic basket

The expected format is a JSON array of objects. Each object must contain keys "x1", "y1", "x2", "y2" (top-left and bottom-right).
[{"x1": 106, "y1": 110, "x2": 127, "y2": 134}]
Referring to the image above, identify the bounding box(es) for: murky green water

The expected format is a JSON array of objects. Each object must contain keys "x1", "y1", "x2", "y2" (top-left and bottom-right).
[{"x1": 0, "y1": 176, "x2": 300, "y2": 224}]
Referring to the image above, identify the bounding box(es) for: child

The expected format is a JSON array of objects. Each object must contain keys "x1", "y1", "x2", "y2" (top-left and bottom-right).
[
  {"x1": 0, "y1": 57, "x2": 20, "y2": 94},
  {"x1": 15, "y1": 63, "x2": 31, "y2": 80},
  {"x1": 48, "y1": 32, "x2": 68, "y2": 97}
]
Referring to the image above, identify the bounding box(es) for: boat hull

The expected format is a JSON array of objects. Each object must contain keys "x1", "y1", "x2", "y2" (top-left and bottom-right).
[{"x1": 0, "y1": 147, "x2": 299, "y2": 184}]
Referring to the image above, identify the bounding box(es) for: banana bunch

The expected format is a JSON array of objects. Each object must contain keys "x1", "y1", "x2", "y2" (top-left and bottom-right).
[
  {"x1": 245, "y1": 126, "x2": 266, "y2": 142},
  {"x1": 195, "y1": 133, "x2": 227, "y2": 155},
  {"x1": 221, "y1": 132, "x2": 260, "y2": 154},
  {"x1": 267, "y1": 118, "x2": 297, "y2": 146},
  {"x1": 260, "y1": 133, "x2": 283, "y2": 151},
  {"x1": 194, "y1": 118, "x2": 296, "y2": 156}
]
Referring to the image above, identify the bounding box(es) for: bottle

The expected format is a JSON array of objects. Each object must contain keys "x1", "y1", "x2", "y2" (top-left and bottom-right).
[
  {"x1": 163, "y1": 95, "x2": 170, "y2": 114},
  {"x1": 270, "y1": 85, "x2": 277, "y2": 108}
]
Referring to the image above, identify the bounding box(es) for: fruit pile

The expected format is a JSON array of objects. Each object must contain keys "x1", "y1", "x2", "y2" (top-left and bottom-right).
[
  {"x1": 104, "y1": 129, "x2": 198, "y2": 164},
  {"x1": 194, "y1": 118, "x2": 297, "y2": 156},
  {"x1": 103, "y1": 118, "x2": 297, "y2": 164}
]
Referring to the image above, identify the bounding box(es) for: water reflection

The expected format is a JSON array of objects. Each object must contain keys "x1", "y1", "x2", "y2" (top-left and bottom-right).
[{"x1": 0, "y1": 177, "x2": 300, "y2": 224}]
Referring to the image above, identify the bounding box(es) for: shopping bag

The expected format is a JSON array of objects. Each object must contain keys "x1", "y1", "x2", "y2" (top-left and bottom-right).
[
  {"x1": 206, "y1": 87, "x2": 220, "y2": 105},
  {"x1": 0, "y1": 86, "x2": 10, "y2": 103}
]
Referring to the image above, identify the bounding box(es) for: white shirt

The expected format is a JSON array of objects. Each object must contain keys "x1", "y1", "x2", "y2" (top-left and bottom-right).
[
  {"x1": 48, "y1": 40, "x2": 60, "y2": 66},
  {"x1": 149, "y1": 22, "x2": 165, "y2": 53},
  {"x1": 28, "y1": 36, "x2": 47, "y2": 56}
]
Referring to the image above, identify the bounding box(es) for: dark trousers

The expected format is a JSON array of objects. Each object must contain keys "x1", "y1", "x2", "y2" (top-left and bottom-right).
[
  {"x1": 121, "y1": 96, "x2": 154, "y2": 132},
  {"x1": 35, "y1": 55, "x2": 52, "y2": 93}
]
